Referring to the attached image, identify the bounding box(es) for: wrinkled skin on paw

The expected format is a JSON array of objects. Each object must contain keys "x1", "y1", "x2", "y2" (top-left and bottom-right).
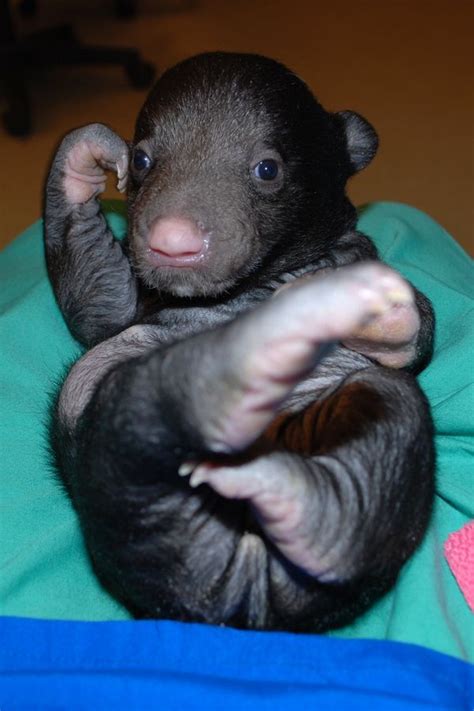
[
  {"x1": 273, "y1": 267, "x2": 420, "y2": 369},
  {"x1": 343, "y1": 302, "x2": 420, "y2": 368},
  {"x1": 60, "y1": 123, "x2": 129, "y2": 204}
]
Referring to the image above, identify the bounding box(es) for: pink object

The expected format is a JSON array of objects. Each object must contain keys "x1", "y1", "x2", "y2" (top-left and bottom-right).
[
  {"x1": 149, "y1": 217, "x2": 205, "y2": 257},
  {"x1": 444, "y1": 520, "x2": 474, "y2": 612}
]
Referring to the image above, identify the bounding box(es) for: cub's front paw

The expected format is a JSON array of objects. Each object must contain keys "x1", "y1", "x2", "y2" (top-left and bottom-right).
[{"x1": 57, "y1": 123, "x2": 129, "y2": 204}]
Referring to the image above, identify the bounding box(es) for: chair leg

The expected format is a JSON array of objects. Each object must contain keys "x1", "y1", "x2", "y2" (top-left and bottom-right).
[
  {"x1": 2, "y1": 69, "x2": 31, "y2": 137},
  {"x1": 125, "y1": 54, "x2": 155, "y2": 88}
]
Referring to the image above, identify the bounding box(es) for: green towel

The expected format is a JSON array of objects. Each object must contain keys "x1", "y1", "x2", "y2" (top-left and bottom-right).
[{"x1": 1, "y1": 201, "x2": 472, "y2": 660}]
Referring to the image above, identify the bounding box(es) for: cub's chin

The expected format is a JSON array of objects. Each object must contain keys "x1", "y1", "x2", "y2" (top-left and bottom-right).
[{"x1": 132, "y1": 257, "x2": 238, "y2": 299}]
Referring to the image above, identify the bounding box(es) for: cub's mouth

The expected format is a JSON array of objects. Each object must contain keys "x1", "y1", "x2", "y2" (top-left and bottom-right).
[{"x1": 146, "y1": 241, "x2": 210, "y2": 270}]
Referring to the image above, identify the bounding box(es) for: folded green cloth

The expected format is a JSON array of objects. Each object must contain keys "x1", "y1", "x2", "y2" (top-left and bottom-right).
[{"x1": 1, "y1": 201, "x2": 472, "y2": 660}]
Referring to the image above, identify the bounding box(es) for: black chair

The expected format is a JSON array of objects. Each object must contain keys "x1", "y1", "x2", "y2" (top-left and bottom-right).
[{"x1": 0, "y1": 0, "x2": 155, "y2": 136}]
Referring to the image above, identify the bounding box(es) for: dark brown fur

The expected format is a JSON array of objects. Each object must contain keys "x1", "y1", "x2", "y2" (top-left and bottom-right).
[{"x1": 44, "y1": 53, "x2": 434, "y2": 630}]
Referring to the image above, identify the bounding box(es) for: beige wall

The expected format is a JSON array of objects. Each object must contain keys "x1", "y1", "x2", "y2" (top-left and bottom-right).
[{"x1": 1, "y1": 0, "x2": 472, "y2": 253}]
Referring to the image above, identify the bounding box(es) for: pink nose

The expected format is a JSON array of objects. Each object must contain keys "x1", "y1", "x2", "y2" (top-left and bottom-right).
[{"x1": 148, "y1": 217, "x2": 205, "y2": 257}]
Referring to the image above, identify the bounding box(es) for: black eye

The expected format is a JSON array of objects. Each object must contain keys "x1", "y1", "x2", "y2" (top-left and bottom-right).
[
  {"x1": 132, "y1": 148, "x2": 152, "y2": 172},
  {"x1": 254, "y1": 159, "x2": 279, "y2": 181}
]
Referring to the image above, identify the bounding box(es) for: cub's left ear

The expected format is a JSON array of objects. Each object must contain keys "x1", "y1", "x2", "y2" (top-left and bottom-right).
[{"x1": 334, "y1": 110, "x2": 379, "y2": 173}]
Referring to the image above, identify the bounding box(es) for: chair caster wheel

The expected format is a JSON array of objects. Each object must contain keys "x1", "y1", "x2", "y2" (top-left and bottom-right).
[{"x1": 3, "y1": 106, "x2": 31, "y2": 137}]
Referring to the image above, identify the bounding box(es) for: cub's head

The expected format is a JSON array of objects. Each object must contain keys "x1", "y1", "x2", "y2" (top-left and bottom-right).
[{"x1": 127, "y1": 52, "x2": 378, "y2": 297}]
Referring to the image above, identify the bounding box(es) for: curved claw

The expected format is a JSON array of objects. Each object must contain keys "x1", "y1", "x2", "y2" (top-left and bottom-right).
[
  {"x1": 178, "y1": 461, "x2": 198, "y2": 478},
  {"x1": 116, "y1": 153, "x2": 129, "y2": 192}
]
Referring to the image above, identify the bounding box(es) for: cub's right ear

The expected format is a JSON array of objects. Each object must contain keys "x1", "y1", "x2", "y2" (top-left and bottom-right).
[{"x1": 334, "y1": 110, "x2": 379, "y2": 174}]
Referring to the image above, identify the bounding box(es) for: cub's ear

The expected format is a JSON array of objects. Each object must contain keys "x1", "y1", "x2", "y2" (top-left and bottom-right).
[{"x1": 334, "y1": 110, "x2": 379, "y2": 173}]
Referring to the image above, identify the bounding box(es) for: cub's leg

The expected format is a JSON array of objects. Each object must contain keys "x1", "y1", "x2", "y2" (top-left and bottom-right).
[{"x1": 56, "y1": 262, "x2": 432, "y2": 628}]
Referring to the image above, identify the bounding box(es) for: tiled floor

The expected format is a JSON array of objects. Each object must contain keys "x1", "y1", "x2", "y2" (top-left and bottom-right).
[{"x1": 1, "y1": 0, "x2": 472, "y2": 253}]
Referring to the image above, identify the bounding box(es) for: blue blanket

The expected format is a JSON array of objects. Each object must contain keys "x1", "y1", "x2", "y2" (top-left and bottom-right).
[{"x1": 0, "y1": 617, "x2": 472, "y2": 710}]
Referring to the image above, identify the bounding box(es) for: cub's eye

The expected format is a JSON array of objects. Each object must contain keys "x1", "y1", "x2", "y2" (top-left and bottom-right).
[
  {"x1": 132, "y1": 148, "x2": 152, "y2": 172},
  {"x1": 253, "y1": 159, "x2": 279, "y2": 181}
]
